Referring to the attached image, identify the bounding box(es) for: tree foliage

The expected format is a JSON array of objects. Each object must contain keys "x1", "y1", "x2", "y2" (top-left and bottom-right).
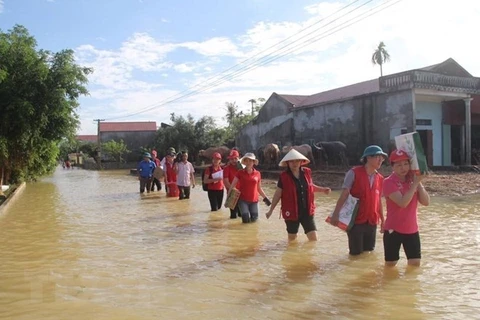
[
  {"x1": 102, "y1": 139, "x2": 130, "y2": 163},
  {"x1": 152, "y1": 99, "x2": 266, "y2": 163},
  {"x1": 0, "y1": 25, "x2": 92, "y2": 184}
]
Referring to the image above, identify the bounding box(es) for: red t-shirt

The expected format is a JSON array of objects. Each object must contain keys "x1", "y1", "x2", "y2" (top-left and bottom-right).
[
  {"x1": 223, "y1": 164, "x2": 240, "y2": 189},
  {"x1": 205, "y1": 166, "x2": 224, "y2": 191},
  {"x1": 235, "y1": 169, "x2": 261, "y2": 202}
]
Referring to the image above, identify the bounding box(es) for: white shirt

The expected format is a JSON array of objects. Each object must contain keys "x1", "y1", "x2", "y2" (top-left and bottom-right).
[{"x1": 176, "y1": 161, "x2": 195, "y2": 187}]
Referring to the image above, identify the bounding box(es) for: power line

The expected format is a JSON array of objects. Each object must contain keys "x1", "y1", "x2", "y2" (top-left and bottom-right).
[
  {"x1": 106, "y1": 0, "x2": 402, "y2": 120},
  {"x1": 105, "y1": 0, "x2": 371, "y2": 121},
  {"x1": 106, "y1": 0, "x2": 364, "y2": 120}
]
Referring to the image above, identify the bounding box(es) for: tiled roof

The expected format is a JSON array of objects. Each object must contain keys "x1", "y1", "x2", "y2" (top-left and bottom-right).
[
  {"x1": 278, "y1": 79, "x2": 379, "y2": 108},
  {"x1": 277, "y1": 58, "x2": 472, "y2": 108},
  {"x1": 419, "y1": 58, "x2": 472, "y2": 77},
  {"x1": 76, "y1": 135, "x2": 97, "y2": 142},
  {"x1": 99, "y1": 122, "x2": 157, "y2": 132},
  {"x1": 278, "y1": 94, "x2": 309, "y2": 106}
]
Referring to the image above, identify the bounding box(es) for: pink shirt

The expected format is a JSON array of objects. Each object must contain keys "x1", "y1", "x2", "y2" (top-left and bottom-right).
[
  {"x1": 176, "y1": 161, "x2": 195, "y2": 187},
  {"x1": 383, "y1": 174, "x2": 419, "y2": 234}
]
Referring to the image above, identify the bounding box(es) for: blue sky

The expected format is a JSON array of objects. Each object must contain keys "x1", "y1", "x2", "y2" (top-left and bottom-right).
[{"x1": 1, "y1": 0, "x2": 479, "y2": 134}]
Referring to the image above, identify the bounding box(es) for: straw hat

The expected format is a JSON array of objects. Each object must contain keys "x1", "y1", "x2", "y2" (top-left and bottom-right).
[
  {"x1": 240, "y1": 152, "x2": 259, "y2": 165},
  {"x1": 279, "y1": 149, "x2": 310, "y2": 167}
]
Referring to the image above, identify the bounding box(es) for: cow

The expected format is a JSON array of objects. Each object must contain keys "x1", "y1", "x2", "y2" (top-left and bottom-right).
[
  {"x1": 263, "y1": 143, "x2": 280, "y2": 169},
  {"x1": 198, "y1": 146, "x2": 230, "y2": 163},
  {"x1": 313, "y1": 141, "x2": 348, "y2": 167},
  {"x1": 282, "y1": 144, "x2": 315, "y2": 166},
  {"x1": 256, "y1": 146, "x2": 265, "y2": 167}
]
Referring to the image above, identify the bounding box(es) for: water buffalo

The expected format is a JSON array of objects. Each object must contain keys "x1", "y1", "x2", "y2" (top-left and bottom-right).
[
  {"x1": 282, "y1": 144, "x2": 315, "y2": 166},
  {"x1": 313, "y1": 141, "x2": 348, "y2": 167},
  {"x1": 256, "y1": 146, "x2": 265, "y2": 166},
  {"x1": 263, "y1": 143, "x2": 280, "y2": 168},
  {"x1": 198, "y1": 146, "x2": 230, "y2": 163}
]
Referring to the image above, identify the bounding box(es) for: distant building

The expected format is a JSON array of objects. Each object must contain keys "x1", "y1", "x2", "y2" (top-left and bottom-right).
[
  {"x1": 99, "y1": 121, "x2": 157, "y2": 162},
  {"x1": 76, "y1": 135, "x2": 97, "y2": 143},
  {"x1": 236, "y1": 58, "x2": 480, "y2": 166}
]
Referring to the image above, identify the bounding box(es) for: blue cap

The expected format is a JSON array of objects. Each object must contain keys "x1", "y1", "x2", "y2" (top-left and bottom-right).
[
  {"x1": 143, "y1": 152, "x2": 152, "y2": 158},
  {"x1": 361, "y1": 145, "x2": 387, "y2": 159}
]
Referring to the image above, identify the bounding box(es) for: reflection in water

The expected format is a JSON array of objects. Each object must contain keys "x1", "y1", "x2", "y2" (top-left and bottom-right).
[{"x1": 0, "y1": 167, "x2": 478, "y2": 319}]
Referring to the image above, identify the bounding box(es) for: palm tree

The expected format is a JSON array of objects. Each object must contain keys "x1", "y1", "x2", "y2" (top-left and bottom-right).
[
  {"x1": 248, "y1": 99, "x2": 256, "y2": 116},
  {"x1": 371, "y1": 41, "x2": 390, "y2": 77}
]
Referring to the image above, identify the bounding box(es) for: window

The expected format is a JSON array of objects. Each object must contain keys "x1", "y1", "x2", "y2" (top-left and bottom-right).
[{"x1": 416, "y1": 119, "x2": 432, "y2": 126}]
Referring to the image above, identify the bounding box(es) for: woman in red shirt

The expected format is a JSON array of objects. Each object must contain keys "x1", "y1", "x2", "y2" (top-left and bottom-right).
[
  {"x1": 266, "y1": 149, "x2": 331, "y2": 241},
  {"x1": 229, "y1": 153, "x2": 269, "y2": 223},
  {"x1": 203, "y1": 152, "x2": 224, "y2": 211}
]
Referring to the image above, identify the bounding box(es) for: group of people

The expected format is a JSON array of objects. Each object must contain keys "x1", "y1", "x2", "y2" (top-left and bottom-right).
[
  {"x1": 137, "y1": 147, "x2": 195, "y2": 200},
  {"x1": 266, "y1": 145, "x2": 429, "y2": 267},
  {"x1": 139, "y1": 143, "x2": 430, "y2": 266}
]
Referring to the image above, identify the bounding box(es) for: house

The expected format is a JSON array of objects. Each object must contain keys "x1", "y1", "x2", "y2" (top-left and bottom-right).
[
  {"x1": 76, "y1": 135, "x2": 98, "y2": 143},
  {"x1": 235, "y1": 58, "x2": 480, "y2": 166},
  {"x1": 99, "y1": 121, "x2": 157, "y2": 162}
]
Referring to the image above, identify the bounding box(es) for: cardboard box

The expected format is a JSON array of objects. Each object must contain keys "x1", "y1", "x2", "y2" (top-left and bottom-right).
[
  {"x1": 325, "y1": 194, "x2": 359, "y2": 231},
  {"x1": 225, "y1": 188, "x2": 241, "y2": 210},
  {"x1": 394, "y1": 131, "x2": 428, "y2": 175}
]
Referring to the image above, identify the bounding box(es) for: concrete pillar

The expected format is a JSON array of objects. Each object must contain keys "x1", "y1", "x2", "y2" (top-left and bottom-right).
[{"x1": 464, "y1": 98, "x2": 473, "y2": 166}]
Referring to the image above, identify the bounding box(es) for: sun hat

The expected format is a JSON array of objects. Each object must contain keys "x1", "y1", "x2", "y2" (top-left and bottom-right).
[
  {"x1": 389, "y1": 149, "x2": 410, "y2": 163},
  {"x1": 361, "y1": 145, "x2": 387, "y2": 159},
  {"x1": 240, "y1": 152, "x2": 259, "y2": 165},
  {"x1": 227, "y1": 150, "x2": 240, "y2": 159},
  {"x1": 212, "y1": 152, "x2": 222, "y2": 160},
  {"x1": 143, "y1": 152, "x2": 152, "y2": 158},
  {"x1": 279, "y1": 149, "x2": 310, "y2": 167}
]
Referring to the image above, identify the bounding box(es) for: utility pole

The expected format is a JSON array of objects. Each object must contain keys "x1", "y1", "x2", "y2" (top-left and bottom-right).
[{"x1": 94, "y1": 119, "x2": 105, "y2": 169}]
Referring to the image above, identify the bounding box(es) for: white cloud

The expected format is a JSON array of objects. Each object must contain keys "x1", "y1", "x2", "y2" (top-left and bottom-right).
[
  {"x1": 77, "y1": 0, "x2": 480, "y2": 134},
  {"x1": 180, "y1": 37, "x2": 242, "y2": 57},
  {"x1": 0, "y1": 0, "x2": 4, "y2": 13},
  {"x1": 174, "y1": 63, "x2": 194, "y2": 73}
]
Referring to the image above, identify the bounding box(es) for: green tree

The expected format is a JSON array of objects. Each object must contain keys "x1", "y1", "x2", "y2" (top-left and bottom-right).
[
  {"x1": 102, "y1": 139, "x2": 130, "y2": 163},
  {"x1": 371, "y1": 41, "x2": 391, "y2": 77},
  {"x1": 0, "y1": 25, "x2": 92, "y2": 183}
]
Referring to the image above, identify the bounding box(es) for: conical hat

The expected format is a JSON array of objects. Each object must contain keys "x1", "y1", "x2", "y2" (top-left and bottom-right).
[{"x1": 279, "y1": 149, "x2": 310, "y2": 167}]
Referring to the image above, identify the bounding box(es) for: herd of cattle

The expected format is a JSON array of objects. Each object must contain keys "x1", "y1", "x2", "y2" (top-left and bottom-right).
[{"x1": 198, "y1": 141, "x2": 349, "y2": 169}]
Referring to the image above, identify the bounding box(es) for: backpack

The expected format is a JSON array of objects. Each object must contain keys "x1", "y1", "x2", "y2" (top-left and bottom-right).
[{"x1": 202, "y1": 166, "x2": 214, "y2": 191}]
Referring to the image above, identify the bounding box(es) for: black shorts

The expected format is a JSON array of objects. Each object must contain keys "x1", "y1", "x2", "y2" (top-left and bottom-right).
[
  {"x1": 285, "y1": 215, "x2": 317, "y2": 234},
  {"x1": 347, "y1": 223, "x2": 377, "y2": 255},
  {"x1": 383, "y1": 231, "x2": 421, "y2": 261}
]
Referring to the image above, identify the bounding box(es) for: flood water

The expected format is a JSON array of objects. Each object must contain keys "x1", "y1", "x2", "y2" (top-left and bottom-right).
[{"x1": 0, "y1": 168, "x2": 479, "y2": 319}]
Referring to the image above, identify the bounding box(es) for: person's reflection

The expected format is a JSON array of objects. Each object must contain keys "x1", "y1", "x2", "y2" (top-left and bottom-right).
[
  {"x1": 333, "y1": 264, "x2": 424, "y2": 318},
  {"x1": 281, "y1": 243, "x2": 321, "y2": 284},
  {"x1": 225, "y1": 222, "x2": 261, "y2": 260}
]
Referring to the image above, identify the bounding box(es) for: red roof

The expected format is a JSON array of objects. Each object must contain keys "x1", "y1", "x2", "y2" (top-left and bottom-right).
[
  {"x1": 99, "y1": 122, "x2": 157, "y2": 132},
  {"x1": 76, "y1": 135, "x2": 97, "y2": 142}
]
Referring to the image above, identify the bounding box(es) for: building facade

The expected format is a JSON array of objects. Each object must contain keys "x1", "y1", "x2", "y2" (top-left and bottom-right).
[{"x1": 236, "y1": 58, "x2": 480, "y2": 166}]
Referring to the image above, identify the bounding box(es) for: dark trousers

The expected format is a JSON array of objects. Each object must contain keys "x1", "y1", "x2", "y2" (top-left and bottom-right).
[
  {"x1": 207, "y1": 190, "x2": 224, "y2": 211},
  {"x1": 178, "y1": 186, "x2": 191, "y2": 200},
  {"x1": 229, "y1": 204, "x2": 241, "y2": 219},
  {"x1": 150, "y1": 178, "x2": 162, "y2": 191},
  {"x1": 347, "y1": 223, "x2": 377, "y2": 255},
  {"x1": 139, "y1": 177, "x2": 152, "y2": 193}
]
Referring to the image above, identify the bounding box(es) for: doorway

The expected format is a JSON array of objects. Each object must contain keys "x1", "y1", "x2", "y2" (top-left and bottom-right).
[{"x1": 417, "y1": 130, "x2": 433, "y2": 166}]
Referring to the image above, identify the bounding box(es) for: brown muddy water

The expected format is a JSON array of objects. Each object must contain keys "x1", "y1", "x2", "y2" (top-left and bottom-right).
[{"x1": 0, "y1": 168, "x2": 479, "y2": 319}]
